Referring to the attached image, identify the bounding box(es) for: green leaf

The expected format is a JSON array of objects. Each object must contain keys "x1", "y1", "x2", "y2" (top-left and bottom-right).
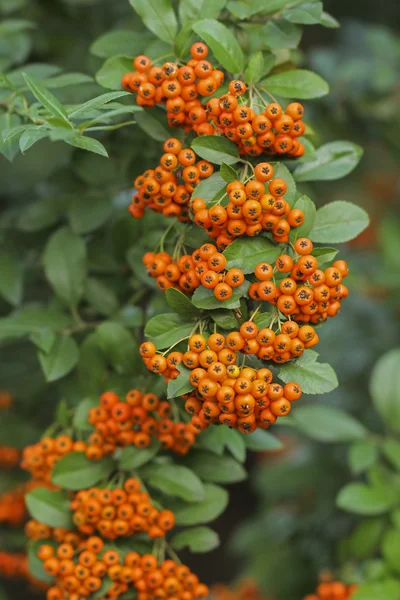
[
  {"x1": 320, "y1": 11, "x2": 340, "y2": 28},
  {"x1": 349, "y1": 440, "x2": 379, "y2": 475},
  {"x1": 171, "y1": 526, "x2": 219, "y2": 553},
  {"x1": 96, "y1": 56, "x2": 133, "y2": 90},
  {"x1": 165, "y1": 288, "x2": 201, "y2": 319},
  {"x1": 73, "y1": 398, "x2": 98, "y2": 431},
  {"x1": 309, "y1": 201, "x2": 370, "y2": 244},
  {"x1": 289, "y1": 195, "x2": 316, "y2": 241},
  {"x1": 194, "y1": 172, "x2": 226, "y2": 203},
  {"x1": 352, "y1": 580, "x2": 400, "y2": 600},
  {"x1": 167, "y1": 365, "x2": 194, "y2": 399},
  {"x1": 294, "y1": 141, "x2": 363, "y2": 181},
  {"x1": 349, "y1": 518, "x2": 385, "y2": 560},
  {"x1": 382, "y1": 529, "x2": 400, "y2": 574},
  {"x1": 262, "y1": 69, "x2": 328, "y2": 99},
  {"x1": 169, "y1": 483, "x2": 228, "y2": 525},
  {"x1": 119, "y1": 439, "x2": 161, "y2": 470},
  {"x1": 279, "y1": 350, "x2": 339, "y2": 395},
  {"x1": 19, "y1": 128, "x2": 49, "y2": 152},
  {"x1": 244, "y1": 429, "x2": 284, "y2": 451},
  {"x1": 0, "y1": 114, "x2": 21, "y2": 161},
  {"x1": 23, "y1": 73, "x2": 71, "y2": 125},
  {"x1": 145, "y1": 313, "x2": 194, "y2": 349},
  {"x1": 244, "y1": 52, "x2": 265, "y2": 85},
  {"x1": 370, "y1": 349, "x2": 400, "y2": 434},
  {"x1": 68, "y1": 193, "x2": 112, "y2": 234},
  {"x1": 224, "y1": 236, "x2": 281, "y2": 274},
  {"x1": 192, "y1": 19, "x2": 245, "y2": 73},
  {"x1": 185, "y1": 450, "x2": 247, "y2": 483},
  {"x1": 174, "y1": 22, "x2": 197, "y2": 59},
  {"x1": 68, "y1": 91, "x2": 130, "y2": 119},
  {"x1": 262, "y1": 19, "x2": 302, "y2": 50},
  {"x1": 135, "y1": 110, "x2": 172, "y2": 142},
  {"x1": 140, "y1": 463, "x2": 204, "y2": 501},
  {"x1": 52, "y1": 452, "x2": 115, "y2": 490},
  {"x1": 43, "y1": 73, "x2": 93, "y2": 88},
  {"x1": 30, "y1": 329, "x2": 56, "y2": 353},
  {"x1": 191, "y1": 136, "x2": 239, "y2": 166},
  {"x1": 227, "y1": 0, "x2": 288, "y2": 18},
  {"x1": 43, "y1": 227, "x2": 87, "y2": 308},
  {"x1": 383, "y1": 439, "x2": 400, "y2": 471},
  {"x1": 129, "y1": 0, "x2": 178, "y2": 44},
  {"x1": 179, "y1": 0, "x2": 227, "y2": 25},
  {"x1": 337, "y1": 483, "x2": 395, "y2": 516},
  {"x1": 39, "y1": 335, "x2": 79, "y2": 382},
  {"x1": 210, "y1": 309, "x2": 238, "y2": 330},
  {"x1": 84, "y1": 278, "x2": 118, "y2": 316},
  {"x1": 197, "y1": 427, "x2": 246, "y2": 462},
  {"x1": 271, "y1": 162, "x2": 296, "y2": 206},
  {"x1": 220, "y1": 162, "x2": 238, "y2": 183},
  {"x1": 191, "y1": 280, "x2": 250, "y2": 310},
  {"x1": 292, "y1": 404, "x2": 366, "y2": 442},
  {"x1": 311, "y1": 247, "x2": 339, "y2": 266},
  {"x1": 282, "y1": 2, "x2": 323, "y2": 24},
  {"x1": 90, "y1": 30, "x2": 153, "y2": 58},
  {"x1": 66, "y1": 135, "x2": 108, "y2": 157},
  {"x1": 0, "y1": 253, "x2": 23, "y2": 306},
  {"x1": 25, "y1": 487, "x2": 73, "y2": 529},
  {"x1": 95, "y1": 321, "x2": 139, "y2": 374}
]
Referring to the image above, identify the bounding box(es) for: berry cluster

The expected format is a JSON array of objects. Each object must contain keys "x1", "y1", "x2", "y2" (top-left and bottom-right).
[
  {"x1": 0, "y1": 485, "x2": 26, "y2": 526},
  {"x1": 207, "y1": 96, "x2": 305, "y2": 157},
  {"x1": 250, "y1": 243, "x2": 349, "y2": 328},
  {"x1": 142, "y1": 244, "x2": 244, "y2": 299},
  {"x1": 140, "y1": 337, "x2": 300, "y2": 433},
  {"x1": 0, "y1": 444, "x2": 20, "y2": 468},
  {"x1": 71, "y1": 480, "x2": 175, "y2": 540},
  {"x1": 25, "y1": 520, "x2": 82, "y2": 546},
  {"x1": 0, "y1": 551, "x2": 46, "y2": 590},
  {"x1": 129, "y1": 140, "x2": 213, "y2": 222},
  {"x1": 122, "y1": 43, "x2": 224, "y2": 126},
  {"x1": 304, "y1": 581, "x2": 358, "y2": 600},
  {"x1": 39, "y1": 540, "x2": 209, "y2": 600},
  {"x1": 21, "y1": 435, "x2": 87, "y2": 483},
  {"x1": 192, "y1": 168, "x2": 304, "y2": 245},
  {"x1": 89, "y1": 390, "x2": 199, "y2": 456}
]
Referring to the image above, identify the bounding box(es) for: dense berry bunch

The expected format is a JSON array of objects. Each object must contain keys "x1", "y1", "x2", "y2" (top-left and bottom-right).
[
  {"x1": 39, "y1": 540, "x2": 209, "y2": 600},
  {"x1": 0, "y1": 444, "x2": 20, "y2": 468},
  {"x1": 140, "y1": 337, "x2": 300, "y2": 433},
  {"x1": 304, "y1": 581, "x2": 358, "y2": 599},
  {"x1": 89, "y1": 389, "x2": 199, "y2": 456},
  {"x1": 142, "y1": 244, "x2": 244, "y2": 299},
  {"x1": 25, "y1": 520, "x2": 83, "y2": 546},
  {"x1": 192, "y1": 168, "x2": 305, "y2": 245},
  {"x1": 122, "y1": 43, "x2": 224, "y2": 122},
  {"x1": 21, "y1": 435, "x2": 87, "y2": 482},
  {"x1": 71, "y1": 480, "x2": 175, "y2": 540},
  {"x1": 129, "y1": 141, "x2": 213, "y2": 221},
  {"x1": 250, "y1": 244, "x2": 350, "y2": 327}
]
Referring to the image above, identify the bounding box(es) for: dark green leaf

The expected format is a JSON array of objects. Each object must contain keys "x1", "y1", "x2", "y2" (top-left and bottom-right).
[
  {"x1": 135, "y1": 109, "x2": 172, "y2": 142},
  {"x1": 197, "y1": 426, "x2": 246, "y2": 462},
  {"x1": 194, "y1": 172, "x2": 226, "y2": 203},
  {"x1": 90, "y1": 31, "x2": 153, "y2": 58},
  {"x1": 309, "y1": 201, "x2": 370, "y2": 243},
  {"x1": 383, "y1": 439, "x2": 400, "y2": 471},
  {"x1": 43, "y1": 227, "x2": 87, "y2": 308},
  {"x1": 244, "y1": 52, "x2": 264, "y2": 85},
  {"x1": 167, "y1": 365, "x2": 194, "y2": 399},
  {"x1": 73, "y1": 397, "x2": 98, "y2": 431},
  {"x1": 349, "y1": 518, "x2": 385, "y2": 559},
  {"x1": 96, "y1": 56, "x2": 133, "y2": 90},
  {"x1": 210, "y1": 309, "x2": 238, "y2": 330},
  {"x1": 179, "y1": 0, "x2": 227, "y2": 25},
  {"x1": 171, "y1": 526, "x2": 219, "y2": 553},
  {"x1": 0, "y1": 114, "x2": 21, "y2": 161},
  {"x1": 289, "y1": 195, "x2": 316, "y2": 241},
  {"x1": 311, "y1": 247, "x2": 339, "y2": 266},
  {"x1": 68, "y1": 194, "x2": 112, "y2": 234},
  {"x1": 84, "y1": 278, "x2": 119, "y2": 316},
  {"x1": 185, "y1": 450, "x2": 247, "y2": 483},
  {"x1": 271, "y1": 162, "x2": 296, "y2": 206},
  {"x1": 349, "y1": 440, "x2": 379, "y2": 475},
  {"x1": 191, "y1": 136, "x2": 239, "y2": 165},
  {"x1": 66, "y1": 135, "x2": 109, "y2": 157},
  {"x1": 26, "y1": 488, "x2": 73, "y2": 529},
  {"x1": 292, "y1": 404, "x2": 367, "y2": 442},
  {"x1": 282, "y1": 2, "x2": 323, "y2": 24},
  {"x1": 337, "y1": 483, "x2": 396, "y2": 516},
  {"x1": 262, "y1": 69, "x2": 328, "y2": 99},
  {"x1": 320, "y1": 11, "x2": 340, "y2": 28},
  {"x1": 224, "y1": 236, "x2": 281, "y2": 274},
  {"x1": 23, "y1": 73, "x2": 71, "y2": 125},
  {"x1": 192, "y1": 19, "x2": 245, "y2": 73},
  {"x1": 0, "y1": 253, "x2": 23, "y2": 306},
  {"x1": 294, "y1": 141, "x2": 363, "y2": 181},
  {"x1": 244, "y1": 429, "x2": 284, "y2": 451},
  {"x1": 145, "y1": 313, "x2": 194, "y2": 349},
  {"x1": 119, "y1": 439, "x2": 161, "y2": 470},
  {"x1": 370, "y1": 349, "x2": 400, "y2": 433},
  {"x1": 278, "y1": 350, "x2": 338, "y2": 395},
  {"x1": 129, "y1": 0, "x2": 178, "y2": 44},
  {"x1": 95, "y1": 321, "x2": 139, "y2": 374},
  {"x1": 261, "y1": 19, "x2": 302, "y2": 50},
  {"x1": 220, "y1": 162, "x2": 238, "y2": 183},
  {"x1": 169, "y1": 483, "x2": 228, "y2": 525},
  {"x1": 52, "y1": 452, "x2": 115, "y2": 490},
  {"x1": 140, "y1": 463, "x2": 204, "y2": 501},
  {"x1": 165, "y1": 288, "x2": 201, "y2": 319},
  {"x1": 39, "y1": 334, "x2": 79, "y2": 382}
]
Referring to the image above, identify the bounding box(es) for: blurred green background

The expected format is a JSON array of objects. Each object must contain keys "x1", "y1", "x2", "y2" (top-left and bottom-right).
[{"x1": 0, "y1": 0, "x2": 399, "y2": 599}]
